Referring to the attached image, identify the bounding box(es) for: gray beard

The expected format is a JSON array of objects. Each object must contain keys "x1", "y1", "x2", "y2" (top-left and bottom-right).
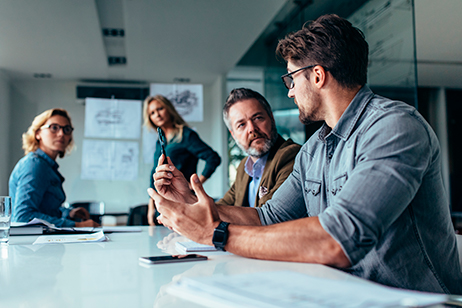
[{"x1": 236, "y1": 127, "x2": 278, "y2": 159}]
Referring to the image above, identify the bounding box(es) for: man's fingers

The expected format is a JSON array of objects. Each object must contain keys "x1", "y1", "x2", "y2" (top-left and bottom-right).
[
  {"x1": 154, "y1": 170, "x2": 173, "y2": 182},
  {"x1": 190, "y1": 173, "x2": 209, "y2": 203},
  {"x1": 147, "y1": 188, "x2": 162, "y2": 203},
  {"x1": 158, "y1": 154, "x2": 166, "y2": 166},
  {"x1": 147, "y1": 188, "x2": 177, "y2": 217}
]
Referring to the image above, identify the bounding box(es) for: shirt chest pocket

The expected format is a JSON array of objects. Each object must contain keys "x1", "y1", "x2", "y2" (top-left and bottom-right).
[
  {"x1": 304, "y1": 178, "x2": 322, "y2": 216},
  {"x1": 331, "y1": 173, "x2": 348, "y2": 196}
]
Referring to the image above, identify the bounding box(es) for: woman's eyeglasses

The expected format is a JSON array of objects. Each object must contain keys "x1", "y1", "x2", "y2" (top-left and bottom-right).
[{"x1": 40, "y1": 124, "x2": 74, "y2": 135}]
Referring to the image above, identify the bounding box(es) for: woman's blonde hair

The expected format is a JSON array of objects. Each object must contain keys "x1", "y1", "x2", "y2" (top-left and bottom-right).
[
  {"x1": 22, "y1": 108, "x2": 75, "y2": 158},
  {"x1": 142, "y1": 95, "x2": 188, "y2": 142}
]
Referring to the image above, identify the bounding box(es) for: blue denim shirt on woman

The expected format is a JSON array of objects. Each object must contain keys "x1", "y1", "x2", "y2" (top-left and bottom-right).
[
  {"x1": 9, "y1": 148, "x2": 74, "y2": 227},
  {"x1": 257, "y1": 86, "x2": 462, "y2": 294}
]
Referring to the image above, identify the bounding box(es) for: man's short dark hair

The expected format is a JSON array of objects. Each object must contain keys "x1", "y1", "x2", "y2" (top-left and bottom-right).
[
  {"x1": 276, "y1": 14, "x2": 369, "y2": 88},
  {"x1": 223, "y1": 88, "x2": 274, "y2": 131}
]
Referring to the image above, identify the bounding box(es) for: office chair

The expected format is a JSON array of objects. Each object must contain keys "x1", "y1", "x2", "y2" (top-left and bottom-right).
[
  {"x1": 127, "y1": 204, "x2": 149, "y2": 226},
  {"x1": 70, "y1": 201, "x2": 105, "y2": 224}
]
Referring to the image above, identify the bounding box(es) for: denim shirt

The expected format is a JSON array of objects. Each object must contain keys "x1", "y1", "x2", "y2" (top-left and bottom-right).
[
  {"x1": 150, "y1": 126, "x2": 221, "y2": 188},
  {"x1": 9, "y1": 148, "x2": 74, "y2": 227},
  {"x1": 257, "y1": 86, "x2": 462, "y2": 294}
]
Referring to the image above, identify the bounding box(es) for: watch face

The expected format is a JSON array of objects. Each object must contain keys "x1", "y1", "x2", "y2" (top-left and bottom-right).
[{"x1": 213, "y1": 230, "x2": 226, "y2": 243}]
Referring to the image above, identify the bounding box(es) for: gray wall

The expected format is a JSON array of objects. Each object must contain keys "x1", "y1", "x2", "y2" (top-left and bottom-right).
[
  {"x1": 0, "y1": 70, "x2": 10, "y2": 195},
  {"x1": 5, "y1": 78, "x2": 228, "y2": 213}
]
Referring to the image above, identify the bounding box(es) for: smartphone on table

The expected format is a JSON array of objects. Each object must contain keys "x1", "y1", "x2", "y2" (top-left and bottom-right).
[{"x1": 139, "y1": 254, "x2": 208, "y2": 264}]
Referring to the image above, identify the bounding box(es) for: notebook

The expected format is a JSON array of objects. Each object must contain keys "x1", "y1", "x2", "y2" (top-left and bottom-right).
[{"x1": 175, "y1": 240, "x2": 217, "y2": 253}]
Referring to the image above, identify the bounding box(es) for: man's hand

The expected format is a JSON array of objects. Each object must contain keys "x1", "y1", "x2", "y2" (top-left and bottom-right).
[
  {"x1": 148, "y1": 173, "x2": 220, "y2": 245},
  {"x1": 154, "y1": 155, "x2": 197, "y2": 204},
  {"x1": 69, "y1": 207, "x2": 90, "y2": 220},
  {"x1": 75, "y1": 219, "x2": 100, "y2": 227}
]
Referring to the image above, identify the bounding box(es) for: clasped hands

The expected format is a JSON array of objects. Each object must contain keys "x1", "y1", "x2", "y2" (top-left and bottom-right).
[{"x1": 148, "y1": 155, "x2": 221, "y2": 245}]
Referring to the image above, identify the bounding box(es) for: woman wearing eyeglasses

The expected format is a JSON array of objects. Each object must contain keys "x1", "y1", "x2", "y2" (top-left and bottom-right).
[
  {"x1": 9, "y1": 108, "x2": 100, "y2": 227},
  {"x1": 143, "y1": 95, "x2": 221, "y2": 225}
]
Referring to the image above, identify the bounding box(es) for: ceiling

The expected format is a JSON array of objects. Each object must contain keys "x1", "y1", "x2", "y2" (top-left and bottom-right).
[
  {"x1": 0, "y1": 0, "x2": 287, "y2": 85},
  {"x1": 0, "y1": 0, "x2": 461, "y2": 89}
]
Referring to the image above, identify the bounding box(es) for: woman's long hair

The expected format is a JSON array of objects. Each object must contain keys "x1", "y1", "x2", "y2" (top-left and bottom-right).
[{"x1": 143, "y1": 95, "x2": 188, "y2": 142}]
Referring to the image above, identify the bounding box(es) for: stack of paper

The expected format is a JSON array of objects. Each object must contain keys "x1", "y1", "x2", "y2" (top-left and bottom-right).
[
  {"x1": 166, "y1": 271, "x2": 448, "y2": 308},
  {"x1": 33, "y1": 230, "x2": 107, "y2": 245}
]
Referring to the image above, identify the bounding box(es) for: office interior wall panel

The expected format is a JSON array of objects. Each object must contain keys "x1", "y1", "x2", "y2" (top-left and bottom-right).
[
  {"x1": 0, "y1": 70, "x2": 10, "y2": 195},
  {"x1": 7, "y1": 79, "x2": 227, "y2": 213}
]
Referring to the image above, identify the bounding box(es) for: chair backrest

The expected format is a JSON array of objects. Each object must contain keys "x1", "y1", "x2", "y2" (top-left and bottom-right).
[
  {"x1": 127, "y1": 204, "x2": 149, "y2": 226},
  {"x1": 70, "y1": 201, "x2": 105, "y2": 224}
]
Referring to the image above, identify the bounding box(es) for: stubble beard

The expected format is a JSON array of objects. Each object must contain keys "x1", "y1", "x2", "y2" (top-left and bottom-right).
[{"x1": 296, "y1": 91, "x2": 322, "y2": 125}]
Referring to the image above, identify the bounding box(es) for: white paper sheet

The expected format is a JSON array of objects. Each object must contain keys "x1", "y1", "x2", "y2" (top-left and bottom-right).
[
  {"x1": 33, "y1": 231, "x2": 107, "y2": 245},
  {"x1": 166, "y1": 271, "x2": 447, "y2": 308},
  {"x1": 84, "y1": 97, "x2": 142, "y2": 139},
  {"x1": 81, "y1": 139, "x2": 139, "y2": 181},
  {"x1": 150, "y1": 83, "x2": 203, "y2": 122},
  {"x1": 142, "y1": 126, "x2": 158, "y2": 164}
]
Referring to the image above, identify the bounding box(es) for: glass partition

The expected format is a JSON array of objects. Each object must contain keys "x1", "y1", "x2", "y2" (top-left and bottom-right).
[{"x1": 226, "y1": 0, "x2": 417, "y2": 186}]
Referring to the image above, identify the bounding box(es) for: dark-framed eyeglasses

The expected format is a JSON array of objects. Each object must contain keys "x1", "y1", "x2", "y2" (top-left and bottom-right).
[
  {"x1": 281, "y1": 65, "x2": 316, "y2": 90},
  {"x1": 40, "y1": 123, "x2": 74, "y2": 135}
]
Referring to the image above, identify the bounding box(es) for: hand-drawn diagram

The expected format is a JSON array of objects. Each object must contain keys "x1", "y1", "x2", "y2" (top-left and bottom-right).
[
  {"x1": 84, "y1": 98, "x2": 142, "y2": 139},
  {"x1": 150, "y1": 83, "x2": 203, "y2": 122},
  {"x1": 81, "y1": 140, "x2": 139, "y2": 181}
]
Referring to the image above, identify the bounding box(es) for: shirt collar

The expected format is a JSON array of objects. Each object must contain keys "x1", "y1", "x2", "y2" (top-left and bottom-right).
[
  {"x1": 244, "y1": 153, "x2": 269, "y2": 178},
  {"x1": 319, "y1": 85, "x2": 374, "y2": 141},
  {"x1": 35, "y1": 148, "x2": 59, "y2": 171}
]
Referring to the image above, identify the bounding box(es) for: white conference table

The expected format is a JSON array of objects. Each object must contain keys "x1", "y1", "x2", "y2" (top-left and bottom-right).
[
  {"x1": 0, "y1": 226, "x2": 452, "y2": 308},
  {"x1": 0, "y1": 226, "x2": 367, "y2": 307}
]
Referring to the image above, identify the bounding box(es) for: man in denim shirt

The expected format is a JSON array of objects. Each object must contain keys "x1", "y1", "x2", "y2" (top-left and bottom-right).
[{"x1": 149, "y1": 14, "x2": 462, "y2": 294}]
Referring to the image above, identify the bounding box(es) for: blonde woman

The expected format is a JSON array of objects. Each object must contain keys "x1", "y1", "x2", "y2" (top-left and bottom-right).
[
  {"x1": 143, "y1": 95, "x2": 221, "y2": 225},
  {"x1": 9, "y1": 108, "x2": 99, "y2": 227}
]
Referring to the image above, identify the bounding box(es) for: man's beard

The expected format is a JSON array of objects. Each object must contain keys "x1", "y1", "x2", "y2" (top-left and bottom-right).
[
  {"x1": 299, "y1": 110, "x2": 316, "y2": 125},
  {"x1": 296, "y1": 92, "x2": 322, "y2": 125},
  {"x1": 236, "y1": 124, "x2": 278, "y2": 158}
]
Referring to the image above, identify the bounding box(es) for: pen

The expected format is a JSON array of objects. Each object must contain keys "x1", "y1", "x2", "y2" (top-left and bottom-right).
[{"x1": 157, "y1": 127, "x2": 168, "y2": 165}]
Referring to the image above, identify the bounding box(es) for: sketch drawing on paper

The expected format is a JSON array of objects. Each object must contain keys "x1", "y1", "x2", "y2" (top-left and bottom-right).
[
  {"x1": 84, "y1": 98, "x2": 142, "y2": 139},
  {"x1": 167, "y1": 89, "x2": 198, "y2": 117},
  {"x1": 149, "y1": 83, "x2": 204, "y2": 122},
  {"x1": 81, "y1": 140, "x2": 139, "y2": 181},
  {"x1": 95, "y1": 108, "x2": 123, "y2": 125}
]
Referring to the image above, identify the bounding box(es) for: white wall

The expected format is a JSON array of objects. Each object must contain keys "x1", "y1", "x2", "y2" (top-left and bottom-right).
[
  {"x1": 7, "y1": 79, "x2": 228, "y2": 213},
  {"x1": 0, "y1": 70, "x2": 10, "y2": 195}
]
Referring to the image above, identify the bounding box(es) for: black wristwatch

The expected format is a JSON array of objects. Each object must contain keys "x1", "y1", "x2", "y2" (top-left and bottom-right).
[{"x1": 212, "y1": 221, "x2": 230, "y2": 251}]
